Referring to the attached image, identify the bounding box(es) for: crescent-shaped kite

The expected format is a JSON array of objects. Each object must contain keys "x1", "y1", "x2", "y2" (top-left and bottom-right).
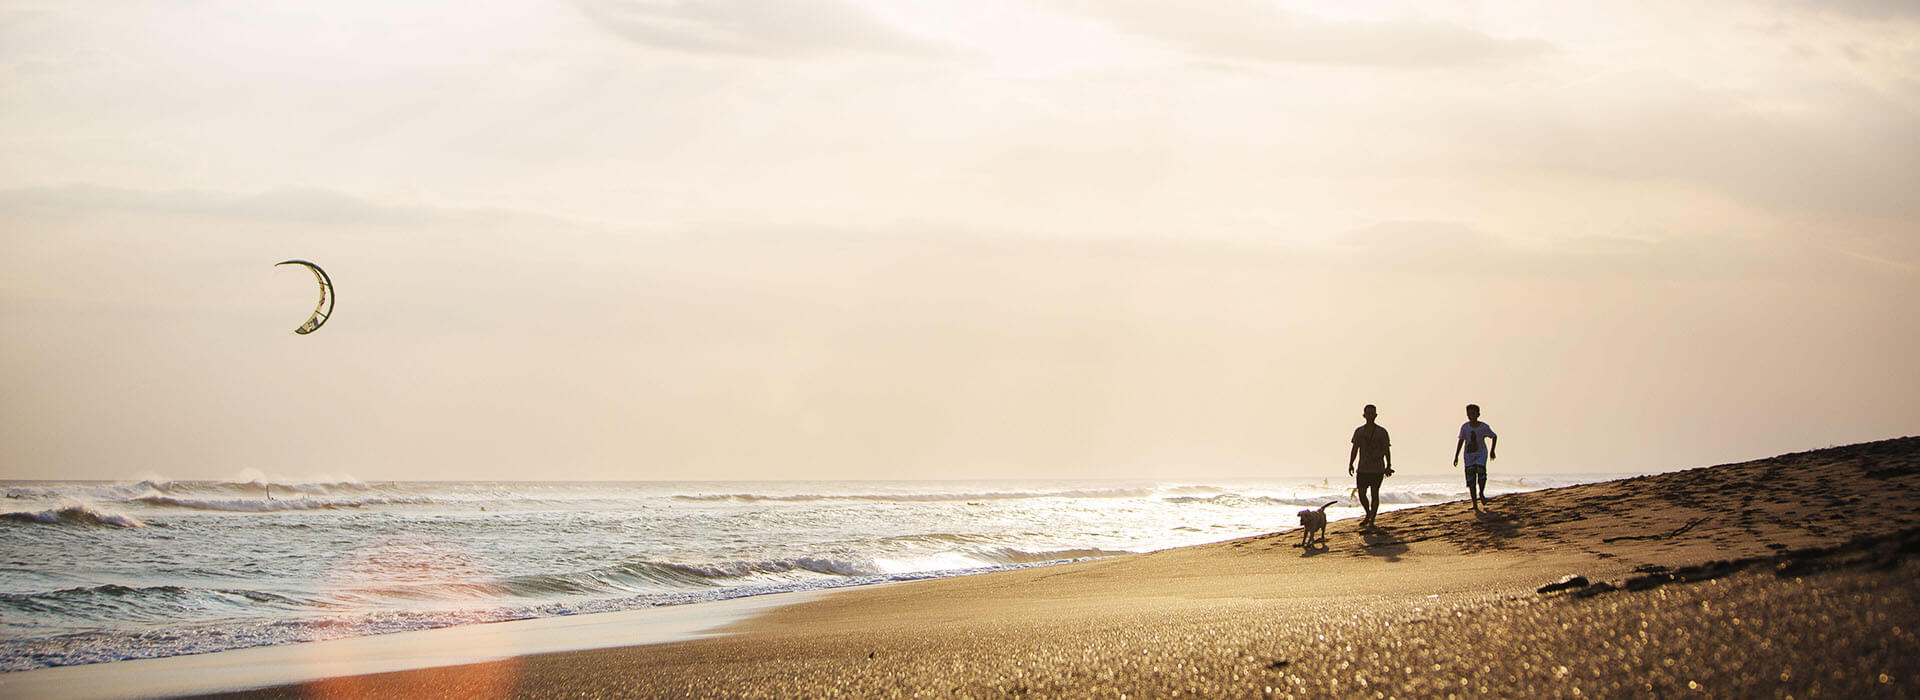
[{"x1": 275, "y1": 259, "x2": 334, "y2": 335}]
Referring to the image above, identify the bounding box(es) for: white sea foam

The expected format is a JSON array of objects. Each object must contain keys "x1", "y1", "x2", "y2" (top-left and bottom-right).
[
  {"x1": 219, "y1": 469, "x2": 369, "y2": 494},
  {"x1": 676, "y1": 487, "x2": 1157, "y2": 502},
  {"x1": 132, "y1": 493, "x2": 429, "y2": 512},
  {"x1": 0, "y1": 502, "x2": 145, "y2": 528},
  {"x1": 4, "y1": 481, "x2": 172, "y2": 502}
]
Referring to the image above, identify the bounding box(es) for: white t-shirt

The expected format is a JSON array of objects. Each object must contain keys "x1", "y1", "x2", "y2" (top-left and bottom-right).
[{"x1": 1458, "y1": 421, "x2": 1497, "y2": 462}]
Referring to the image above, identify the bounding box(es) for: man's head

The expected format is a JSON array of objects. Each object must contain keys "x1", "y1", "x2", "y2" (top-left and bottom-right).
[
  {"x1": 1466, "y1": 404, "x2": 1481, "y2": 420},
  {"x1": 1362, "y1": 404, "x2": 1378, "y2": 422}
]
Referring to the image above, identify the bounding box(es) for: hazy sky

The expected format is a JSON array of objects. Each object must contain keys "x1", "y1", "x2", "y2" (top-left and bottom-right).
[{"x1": 3, "y1": 0, "x2": 1916, "y2": 482}]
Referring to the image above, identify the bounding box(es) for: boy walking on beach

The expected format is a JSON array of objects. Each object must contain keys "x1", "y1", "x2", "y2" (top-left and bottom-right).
[
  {"x1": 1453, "y1": 404, "x2": 1498, "y2": 510},
  {"x1": 1348, "y1": 404, "x2": 1392, "y2": 527}
]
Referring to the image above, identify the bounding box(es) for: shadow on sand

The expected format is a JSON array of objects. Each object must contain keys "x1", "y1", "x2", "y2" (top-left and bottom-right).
[
  {"x1": 1474, "y1": 508, "x2": 1520, "y2": 533},
  {"x1": 1359, "y1": 526, "x2": 1409, "y2": 561}
]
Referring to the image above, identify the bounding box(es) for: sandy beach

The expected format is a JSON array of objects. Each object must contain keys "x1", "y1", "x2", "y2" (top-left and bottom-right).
[{"x1": 145, "y1": 437, "x2": 1920, "y2": 698}]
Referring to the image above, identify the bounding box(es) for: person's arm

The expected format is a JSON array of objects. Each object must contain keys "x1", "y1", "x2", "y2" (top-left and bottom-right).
[
  {"x1": 1454, "y1": 438, "x2": 1464, "y2": 466},
  {"x1": 1490, "y1": 434, "x2": 1498, "y2": 460},
  {"x1": 1348, "y1": 443, "x2": 1358, "y2": 476},
  {"x1": 1384, "y1": 441, "x2": 1393, "y2": 474}
]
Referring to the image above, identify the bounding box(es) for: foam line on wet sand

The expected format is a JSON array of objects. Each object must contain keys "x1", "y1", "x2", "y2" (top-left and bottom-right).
[{"x1": 0, "y1": 589, "x2": 823, "y2": 700}]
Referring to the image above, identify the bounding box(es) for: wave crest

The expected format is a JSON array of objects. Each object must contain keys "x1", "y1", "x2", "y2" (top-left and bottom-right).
[
  {"x1": 1, "y1": 503, "x2": 145, "y2": 528},
  {"x1": 221, "y1": 469, "x2": 368, "y2": 494},
  {"x1": 0, "y1": 583, "x2": 300, "y2": 625},
  {"x1": 676, "y1": 488, "x2": 1155, "y2": 503},
  {"x1": 132, "y1": 493, "x2": 428, "y2": 512},
  {"x1": 485, "y1": 546, "x2": 1130, "y2": 599}
]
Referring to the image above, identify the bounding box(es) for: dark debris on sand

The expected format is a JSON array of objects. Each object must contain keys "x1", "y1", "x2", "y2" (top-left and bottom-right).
[{"x1": 1541, "y1": 526, "x2": 1920, "y2": 598}]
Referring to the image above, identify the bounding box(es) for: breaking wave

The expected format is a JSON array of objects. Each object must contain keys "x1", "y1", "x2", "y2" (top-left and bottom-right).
[
  {"x1": 221, "y1": 469, "x2": 369, "y2": 495},
  {"x1": 0, "y1": 584, "x2": 303, "y2": 625},
  {"x1": 4, "y1": 475, "x2": 376, "y2": 504},
  {"x1": 4, "y1": 480, "x2": 174, "y2": 502},
  {"x1": 485, "y1": 547, "x2": 1131, "y2": 599},
  {"x1": 0, "y1": 503, "x2": 145, "y2": 529},
  {"x1": 131, "y1": 493, "x2": 430, "y2": 512},
  {"x1": 1158, "y1": 489, "x2": 1462, "y2": 507},
  {"x1": 1161, "y1": 494, "x2": 1337, "y2": 506},
  {"x1": 676, "y1": 488, "x2": 1155, "y2": 503}
]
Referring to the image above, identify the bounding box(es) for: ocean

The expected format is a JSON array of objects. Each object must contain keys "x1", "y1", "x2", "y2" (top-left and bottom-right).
[{"x1": 0, "y1": 473, "x2": 1611, "y2": 672}]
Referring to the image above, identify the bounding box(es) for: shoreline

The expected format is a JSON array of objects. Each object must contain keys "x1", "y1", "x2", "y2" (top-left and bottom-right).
[
  {"x1": 0, "y1": 589, "x2": 824, "y2": 700},
  {"x1": 26, "y1": 437, "x2": 1920, "y2": 699}
]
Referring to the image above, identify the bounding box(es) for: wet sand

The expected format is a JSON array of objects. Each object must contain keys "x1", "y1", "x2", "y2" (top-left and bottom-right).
[
  {"x1": 186, "y1": 437, "x2": 1919, "y2": 699},
  {"x1": 0, "y1": 591, "x2": 825, "y2": 700}
]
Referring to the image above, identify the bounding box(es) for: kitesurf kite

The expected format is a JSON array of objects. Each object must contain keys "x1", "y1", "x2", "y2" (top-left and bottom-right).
[{"x1": 275, "y1": 259, "x2": 334, "y2": 334}]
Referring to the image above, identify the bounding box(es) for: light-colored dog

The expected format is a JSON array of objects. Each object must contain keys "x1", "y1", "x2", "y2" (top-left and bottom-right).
[{"x1": 1297, "y1": 501, "x2": 1336, "y2": 547}]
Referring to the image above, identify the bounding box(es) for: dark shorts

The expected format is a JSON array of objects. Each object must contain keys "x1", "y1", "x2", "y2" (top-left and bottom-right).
[{"x1": 1356, "y1": 472, "x2": 1384, "y2": 489}]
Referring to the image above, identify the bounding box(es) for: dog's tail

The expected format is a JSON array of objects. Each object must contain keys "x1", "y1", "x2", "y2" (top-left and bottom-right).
[{"x1": 1317, "y1": 500, "x2": 1336, "y2": 512}]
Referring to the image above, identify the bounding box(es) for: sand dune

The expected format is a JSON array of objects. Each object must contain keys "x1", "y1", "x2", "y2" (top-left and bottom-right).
[{"x1": 188, "y1": 437, "x2": 1919, "y2": 699}]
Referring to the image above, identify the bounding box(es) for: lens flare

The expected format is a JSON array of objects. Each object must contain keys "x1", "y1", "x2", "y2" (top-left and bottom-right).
[{"x1": 299, "y1": 537, "x2": 521, "y2": 699}]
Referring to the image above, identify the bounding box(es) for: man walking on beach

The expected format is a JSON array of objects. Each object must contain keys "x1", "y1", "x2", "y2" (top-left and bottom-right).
[
  {"x1": 1348, "y1": 404, "x2": 1392, "y2": 527},
  {"x1": 1453, "y1": 404, "x2": 1498, "y2": 510}
]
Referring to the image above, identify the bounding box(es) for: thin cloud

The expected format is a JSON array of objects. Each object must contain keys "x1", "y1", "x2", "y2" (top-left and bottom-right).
[
  {"x1": 570, "y1": 0, "x2": 932, "y2": 58},
  {"x1": 1469, "y1": 72, "x2": 1920, "y2": 221},
  {"x1": 1049, "y1": 0, "x2": 1552, "y2": 67},
  {"x1": 1780, "y1": 0, "x2": 1920, "y2": 21},
  {"x1": 1342, "y1": 220, "x2": 1498, "y2": 253},
  {"x1": 1333, "y1": 220, "x2": 1509, "y2": 275},
  {"x1": 0, "y1": 185, "x2": 568, "y2": 228}
]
